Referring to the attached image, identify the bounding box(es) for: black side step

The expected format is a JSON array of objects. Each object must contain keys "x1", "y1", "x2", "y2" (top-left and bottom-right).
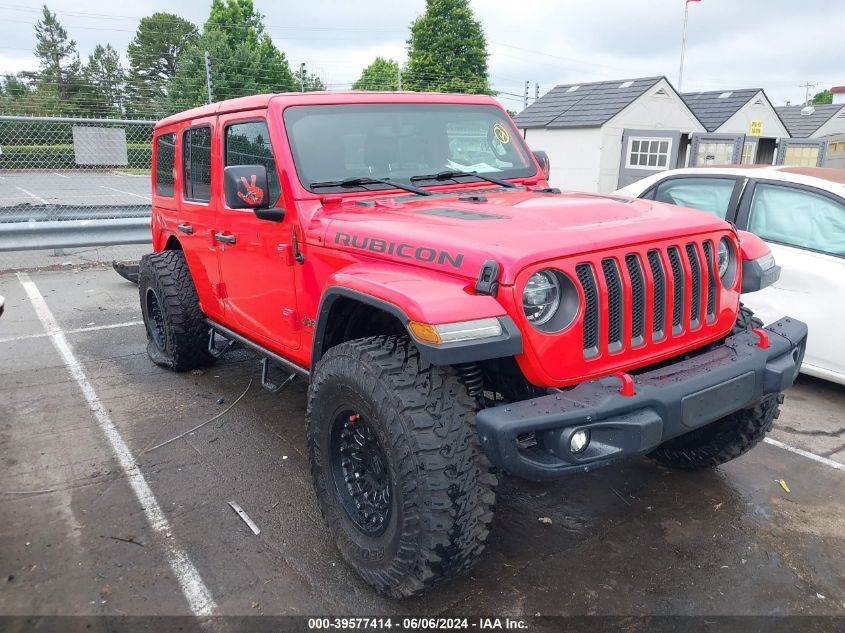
[
  {"x1": 112, "y1": 260, "x2": 140, "y2": 284},
  {"x1": 206, "y1": 319, "x2": 310, "y2": 380}
]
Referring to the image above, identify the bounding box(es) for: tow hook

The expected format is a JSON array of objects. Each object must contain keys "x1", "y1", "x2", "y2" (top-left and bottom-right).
[{"x1": 613, "y1": 371, "x2": 636, "y2": 397}]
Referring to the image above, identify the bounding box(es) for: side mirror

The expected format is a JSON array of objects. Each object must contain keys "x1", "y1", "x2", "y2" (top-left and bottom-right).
[
  {"x1": 223, "y1": 164, "x2": 285, "y2": 222},
  {"x1": 533, "y1": 150, "x2": 550, "y2": 179}
]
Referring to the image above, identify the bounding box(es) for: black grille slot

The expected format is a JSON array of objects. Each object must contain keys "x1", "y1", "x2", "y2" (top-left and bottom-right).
[
  {"x1": 576, "y1": 263, "x2": 599, "y2": 357},
  {"x1": 625, "y1": 254, "x2": 646, "y2": 346},
  {"x1": 667, "y1": 247, "x2": 685, "y2": 334},
  {"x1": 685, "y1": 243, "x2": 702, "y2": 329},
  {"x1": 647, "y1": 250, "x2": 666, "y2": 340},
  {"x1": 602, "y1": 258, "x2": 624, "y2": 353},
  {"x1": 702, "y1": 241, "x2": 717, "y2": 323}
]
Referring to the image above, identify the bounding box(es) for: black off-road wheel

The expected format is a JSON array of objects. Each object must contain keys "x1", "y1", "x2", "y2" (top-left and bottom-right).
[
  {"x1": 650, "y1": 395, "x2": 781, "y2": 470},
  {"x1": 138, "y1": 250, "x2": 214, "y2": 372},
  {"x1": 307, "y1": 335, "x2": 496, "y2": 598}
]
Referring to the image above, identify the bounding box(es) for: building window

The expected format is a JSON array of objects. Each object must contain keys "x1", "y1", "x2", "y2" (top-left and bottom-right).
[
  {"x1": 782, "y1": 145, "x2": 820, "y2": 167},
  {"x1": 154, "y1": 133, "x2": 175, "y2": 197},
  {"x1": 741, "y1": 142, "x2": 755, "y2": 165},
  {"x1": 626, "y1": 137, "x2": 672, "y2": 169},
  {"x1": 183, "y1": 126, "x2": 212, "y2": 202},
  {"x1": 694, "y1": 141, "x2": 736, "y2": 166}
]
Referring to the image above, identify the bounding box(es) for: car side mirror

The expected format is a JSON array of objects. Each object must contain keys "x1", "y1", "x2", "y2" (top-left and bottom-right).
[
  {"x1": 533, "y1": 150, "x2": 550, "y2": 179},
  {"x1": 223, "y1": 165, "x2": 286, "y2": 222}
]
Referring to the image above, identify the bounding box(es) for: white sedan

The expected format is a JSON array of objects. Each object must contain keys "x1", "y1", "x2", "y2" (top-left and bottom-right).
[{"x1": 617, "y1": 165, "x2": 845, "y2": 385}]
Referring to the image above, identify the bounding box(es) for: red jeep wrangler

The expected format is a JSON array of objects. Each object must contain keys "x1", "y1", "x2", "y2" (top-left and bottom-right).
[{"x1": 140, "y1": 91, "x2": 806, "y2": 597}]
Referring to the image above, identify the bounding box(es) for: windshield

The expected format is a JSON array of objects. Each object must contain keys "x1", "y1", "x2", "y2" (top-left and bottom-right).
[{"x1": 282, "y1": 104, "x2": 536, "y2": 193}]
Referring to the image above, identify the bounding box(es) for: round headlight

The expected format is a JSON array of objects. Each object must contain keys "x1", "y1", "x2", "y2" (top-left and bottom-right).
[
  {"x1": 717, "y1": 238, "x2": 730, "y2": 277},
  {"x1": 523, "y1": 270, "x2": 560, "y2": 326}
]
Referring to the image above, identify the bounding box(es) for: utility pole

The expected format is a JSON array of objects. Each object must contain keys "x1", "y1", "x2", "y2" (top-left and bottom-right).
[
  {"x1": 397, "y1": 66, "x2": 402, "y2": 91},
  {"x1": 799, "y1": 81, "x2": 817, "y2": 106},
  {"x1": 204, "y1": 51, "x2": 214, "y2": 104},
  {"x1": 678, "y1": 1, "x2": 690, "y2": 91},
  {"x1": 535, "y1": 82, "x2": 539, "y2": 102},
  {"x1": 523, "y1": 80, "x2": 529, "y2": 110},
  {"x1": 299, "y1": 62, "x2": 306, "y2": 93}
]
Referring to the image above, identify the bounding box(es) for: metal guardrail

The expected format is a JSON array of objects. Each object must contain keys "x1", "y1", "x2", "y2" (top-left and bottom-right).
[
  {"x1": 0, "y1": 204, "x2": 151, "y2": 223},
  {"x1": 0, "y1": 217, "x2": 151, "y2": 252}
]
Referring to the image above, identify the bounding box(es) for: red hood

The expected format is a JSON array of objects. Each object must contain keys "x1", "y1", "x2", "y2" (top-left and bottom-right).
[{"x1": 307, "y1": 189, "x2": 730, "y2": 285}]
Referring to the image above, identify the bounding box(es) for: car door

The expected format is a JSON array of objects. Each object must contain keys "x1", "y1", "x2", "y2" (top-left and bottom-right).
[
  {"x1": 639, "y1": 175, "x2": 744, "y2": 223},
  {"x1": 736, "y1": 180, "x2": 845, "y2": 382},
  {"x1": 178, "y1": 121, "x2": 225, "y2": 320},
  {"x1": 214, "y1": 112, "x2": 300, "y2": 351}
]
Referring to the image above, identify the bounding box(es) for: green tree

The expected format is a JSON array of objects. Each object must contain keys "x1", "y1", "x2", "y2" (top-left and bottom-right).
[
  {"x1": 83, "y1": 44, "x2": 125, "y2": 115},
  {"x1": 405, "y1": 0, "x2": 491, "y2": 94},
  {"x1": 32, "y1": 4, "x2": 81, "y2": 101},
  {"x1": 167, "y1": 0, "x2": 295, "y2": 109},
  {"x1": 812, "y1": 89, "x2": 833, "y2": 105},
  {"x1": 302, "y1": 69, "x2": 326, "y2": 92},
  {"x1": 126, "y1": 13, "x2": 198, "y2": 116},
  {"x1": 353, "y1": 57, "x2": 399, "y2": 91}
]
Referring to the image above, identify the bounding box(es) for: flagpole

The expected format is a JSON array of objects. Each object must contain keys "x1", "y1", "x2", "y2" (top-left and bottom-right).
[{"x1": 678, "y1": 0, "x2": 689, "y2": 91}]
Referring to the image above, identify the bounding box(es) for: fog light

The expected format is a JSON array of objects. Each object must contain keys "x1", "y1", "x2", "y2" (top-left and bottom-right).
[{"x1": 570, "y1": 429, "x2": 590, "y2": 454}]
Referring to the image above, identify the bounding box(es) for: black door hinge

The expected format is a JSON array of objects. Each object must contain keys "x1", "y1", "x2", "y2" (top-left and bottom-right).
[
  {"x1": 475, "y1": 259, "x2": 500, "y2": 297},
  {"x1": 292, "y1": 227, "x2": 304, "y2": 264}
]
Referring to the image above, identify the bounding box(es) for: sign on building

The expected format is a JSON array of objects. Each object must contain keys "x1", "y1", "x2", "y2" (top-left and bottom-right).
[
  {"x1": 749, "y1": 120, "x2": 763, "y2": 136},
  {"x1": 72, "y1": 126, "x2": 129, "y2": 166}
]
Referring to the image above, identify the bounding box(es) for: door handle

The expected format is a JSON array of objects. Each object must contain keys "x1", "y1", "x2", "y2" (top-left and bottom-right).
[
  {"x1": 214, "y1": 232, "x2": 236, "y2": 244},
  {"x1": 177, "y1": 223, "x2": 194, "y2": 234}
]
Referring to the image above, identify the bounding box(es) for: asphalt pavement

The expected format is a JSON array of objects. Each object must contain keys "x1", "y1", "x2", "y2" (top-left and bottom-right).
[{"x1": 1, "y1": 265, "x2": 843, "y2": 620}]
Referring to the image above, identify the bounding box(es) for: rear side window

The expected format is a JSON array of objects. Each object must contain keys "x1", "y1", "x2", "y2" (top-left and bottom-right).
[
  {"x1": 652, "y1": 177, "x2": 736, "y2": 219},
  {"x1": 155, "y1": 133, "x2": 176, "y2": 197},
  {"x1": 183, "y1": 126, "x2": 212, "y2": 202},
  {"x1": 225, "y1": 120, "x2": 281, "y2": 204}
]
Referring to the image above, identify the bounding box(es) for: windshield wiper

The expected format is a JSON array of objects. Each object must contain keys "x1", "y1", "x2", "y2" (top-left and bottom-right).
[
  {"x1": 310, "y1": 177, "x2": 432, "y2": 196},
  {"x1": 410, "y1": 170, "x2": 517, "y2": 188}
]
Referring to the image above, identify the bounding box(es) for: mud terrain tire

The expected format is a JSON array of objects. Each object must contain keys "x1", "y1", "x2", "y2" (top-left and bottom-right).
[
  {"x1": 651, "y1": 395, "x2": 780, "y2": 470},
  {"x1": 139, "y1": 250, "x2": 214, "y2": 372},
  {"x1": 307, "y1": 335, "x2": 496, "y2": 598}
]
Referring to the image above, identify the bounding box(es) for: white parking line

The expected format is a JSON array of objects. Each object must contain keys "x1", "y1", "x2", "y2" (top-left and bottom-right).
[
  {"x1": 0, "y1": 320, "x2": 141, "y2": 344},
  {"x1": 16, "y1": 273, "x2": 217, "y2": 616},
  {"x1": 15, "y1": 186, "x2": 50, "y2": 205},
  {"x1": 764, "y1": 437, "x2": 844, "y2": 471},
  {"x1": 52, "y1": 172, "x2": 71, "y2": 179},
  {"x1": 101, "y1": 185, "x2": 151, "y2": 201}
]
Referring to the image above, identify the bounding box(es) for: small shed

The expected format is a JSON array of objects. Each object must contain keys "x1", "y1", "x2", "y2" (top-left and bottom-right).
[
  {"x1": 775, "y1": 103, "x2": 845, "y2": 167},
  {"x1": 682, "y1": 88, "x2": 789, "y2": 165},
  {"x1": 514, "y1": 76, "x2": 705, "y2": 192}
]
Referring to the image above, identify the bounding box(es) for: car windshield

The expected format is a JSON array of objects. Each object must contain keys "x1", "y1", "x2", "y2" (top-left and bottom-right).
[{"x1": 282, "y1": 103, "x2": 536, "y2": 193}]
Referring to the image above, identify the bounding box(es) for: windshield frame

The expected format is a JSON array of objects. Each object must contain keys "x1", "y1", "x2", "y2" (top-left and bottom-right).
[{"x1": 281, "y1": 102, "x2": 537, "y2": 195}]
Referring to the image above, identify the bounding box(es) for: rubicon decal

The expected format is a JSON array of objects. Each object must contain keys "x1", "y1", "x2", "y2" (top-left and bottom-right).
[{"x1": 334, "y1": 232, "x2": 464, "y2": 269}]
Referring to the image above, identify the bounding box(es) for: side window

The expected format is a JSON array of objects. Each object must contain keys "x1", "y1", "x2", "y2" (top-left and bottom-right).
[
  {"x1": 183, "y1": 126, "x2": 212, "y2": 202},
  {"x1": 747, "y1": 183, "x2": 845, "y2": 257},
  {"x1": 653, "y1": 177, "x2": 736, "y2": 219},
  {"x1": 155, "y1": 133, "x2": 176, "y2": 197},
  {"x1": 225, "y1": 120, "x2": 281, "y2": 204}
]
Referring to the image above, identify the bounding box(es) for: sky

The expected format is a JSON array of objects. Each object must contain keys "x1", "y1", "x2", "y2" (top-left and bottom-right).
[{"x1": 0, "y1": 0, "x2": 842, "y2": 111}]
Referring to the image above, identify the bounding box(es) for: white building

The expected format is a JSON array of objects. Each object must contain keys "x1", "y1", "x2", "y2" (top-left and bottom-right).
[
  {"x1": 515, "y1": 76, "x2": 706, "y2": 193},
  {"x1": 776, "y1": 100, "x2": 845, "y2": 169},
  {"x1": 682, "y1": 88, "x2": 789, "y2": 165}
]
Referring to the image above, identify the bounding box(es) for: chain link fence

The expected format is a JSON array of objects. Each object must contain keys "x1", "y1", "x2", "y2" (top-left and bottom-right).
[{"x1": 0, "y1": 115, "x2": 154, "y2": 271}]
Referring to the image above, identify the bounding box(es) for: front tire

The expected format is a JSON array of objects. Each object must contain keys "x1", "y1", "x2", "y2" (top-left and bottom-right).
[
  {"x1": 139, "y1": 250, "x2": 214, "y2": 372},
  {"x1": 307, "y1": 335, "x2": 496, "y2": 598},
  {"x1": 650, "y1": 395, "x2": 781, "y2": 470}
]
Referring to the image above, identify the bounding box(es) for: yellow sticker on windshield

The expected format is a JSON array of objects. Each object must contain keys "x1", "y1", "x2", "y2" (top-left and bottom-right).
[{"x1": 493, "y1": 123, "x2": 510, "y2": 144}]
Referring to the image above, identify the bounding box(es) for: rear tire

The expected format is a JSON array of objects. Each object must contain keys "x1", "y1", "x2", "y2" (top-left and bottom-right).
[
  {"x1": 307, "y1": 335, "x2": 496, "y2": 598},
  {"x1": 139, "y1": 250, "x2": 214, "y2": 372},
  {"x1": 650, "y1": 395, "x2": 780, "y2": 470}
]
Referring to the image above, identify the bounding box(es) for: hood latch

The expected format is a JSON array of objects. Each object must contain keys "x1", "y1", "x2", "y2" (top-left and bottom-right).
[{"x1": 475, "y1": 260, "x2": 501, "y2": 297}]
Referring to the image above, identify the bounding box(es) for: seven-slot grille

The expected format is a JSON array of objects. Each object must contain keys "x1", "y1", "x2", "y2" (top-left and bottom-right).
[{"x1": 576, "y1": 240, "x2": 720, "y2": 358}]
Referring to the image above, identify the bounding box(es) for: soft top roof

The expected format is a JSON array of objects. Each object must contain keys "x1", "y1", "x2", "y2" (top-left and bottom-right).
[{"x1": 155, "y1": 91, "x2": 501, "y2": 128}]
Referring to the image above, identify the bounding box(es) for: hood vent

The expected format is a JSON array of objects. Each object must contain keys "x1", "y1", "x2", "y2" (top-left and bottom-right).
[{"x1": 416, "y1": 208, "x2": 507, "y2": 220}]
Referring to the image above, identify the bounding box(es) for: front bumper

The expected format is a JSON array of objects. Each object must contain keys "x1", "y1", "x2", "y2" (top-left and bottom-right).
[{"x1": 476, "y1": 317, "x2": 807, "y2": 481}]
